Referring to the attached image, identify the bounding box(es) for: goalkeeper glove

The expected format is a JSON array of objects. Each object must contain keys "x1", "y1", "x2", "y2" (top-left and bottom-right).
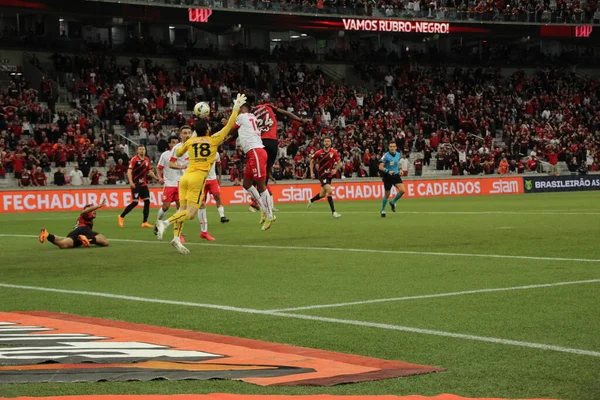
[{"x1": 233, "y1": 93, "x2": 247, "y2": 112}]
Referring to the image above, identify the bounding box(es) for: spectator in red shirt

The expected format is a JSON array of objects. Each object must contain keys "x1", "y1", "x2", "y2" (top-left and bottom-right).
[
  {"x1": 229, "y1": 163, "x2": 241, "y2": 185},
  {"x1": 115, "y1": 159, "x2": 128, "y2": 184},
  {"x1": 11, "y1": 149, "x2": 25, "y2": 180},
  {"x1": 295, "y1": 164, "x2": 306, "y2": 180},
  {"x1": 414, "y1": 158, "x2": 423, "y2": 176},
  {"x1": 429, "y1": 132, "x2": 440, "y2": 151},
  {"x1": 343, "y1": 160, "x2": 354, "y2": 178},
  {"x1": 527, "y1": 156, "x2": 538, "y2": 173},
  {"x1": 33, "y1": 167, "x2": 47, "y2": 186},
  {"x1": 90, "y1": 168, "x2": 102, "y2": 185},
  {"x1": 20, "y1": 169, "x2": 32, "y2": 187},
  {"x1": 451, "y1": 162, "x2": 459, "y2": 176},
  {"x1": 106, "y1": 166, "x2": 118, "y2": 185},
  {"x1": 97, "y1": 148, "x2": 108, "y2": 167},
  {"x1": 540, "y1": 145, "x2": 565, "y2": 175},
  {"x1": 40, "y1": 138, "x2": 53, "y2": 157}
]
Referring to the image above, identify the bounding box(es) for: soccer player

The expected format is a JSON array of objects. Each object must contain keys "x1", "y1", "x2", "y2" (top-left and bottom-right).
[
  {"x1": 379, "y1": 141, "x2": 406, "y2": 218},
  {"x1": 229, "y1": 103, "x2": 275, "y2": 230},
  {"x1": 253, "y1": 101, "x2": 311, "y2": 189},
  {"x1": 254, "y1": 102, "x2": 310, "y2": 176},
  {"x1": 197, "y1": 151, "x2": 229, "y2": 241},
  {"x1": 156, "y1": 93, "x2": 247, "y2": 254},
  {"x1": 307, "y1": 137, "x2": 342, "y2": 218},
  {"x1": 118, "y1": 145, "x2": 160, "y2": 228},
  {"x1": 39, "y1": 200, "x2": 110, "y2": 249},
  {"x1": 154, "y1": 126, "x2": 192, "y2": 239},
  {"x1": 155, "y1": 135, "x2": 184, "y2": 228}
]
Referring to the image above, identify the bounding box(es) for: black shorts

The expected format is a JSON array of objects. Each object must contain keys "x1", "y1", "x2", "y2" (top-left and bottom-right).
[
  {"x1": 383, "y1": 174, "x2": 403, "y2": 191},
  {"x1": 132, "y1": 184, "x2": 150, "y2": 200},
  {"x1": 67, "y1": 226, "x2": 98, "y2": 248},
  {"x1": 262, "y1": 139, "x2": 278, "y2": 170},
  {"x1": 318, "y1": 176, "x2": 333, "y2": 187}
]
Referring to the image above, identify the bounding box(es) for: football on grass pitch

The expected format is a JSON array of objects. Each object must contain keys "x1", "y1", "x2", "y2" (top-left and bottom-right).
[{"x1": 194, "y1": 102, "x2": 211, "y2": 119}]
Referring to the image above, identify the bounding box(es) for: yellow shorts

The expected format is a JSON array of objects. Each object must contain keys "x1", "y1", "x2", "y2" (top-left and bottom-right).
[{"x1": 178, "y1": 170, "x2": 209, "y2": 209}]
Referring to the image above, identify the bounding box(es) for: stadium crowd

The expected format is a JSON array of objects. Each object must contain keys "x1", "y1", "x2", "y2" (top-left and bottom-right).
[
  {"x1": 155, "y1": 0, "x2": 600, "y2": 24},
  {"x1": 1, "y1": 52, "x2": 599, "y2": 186}
]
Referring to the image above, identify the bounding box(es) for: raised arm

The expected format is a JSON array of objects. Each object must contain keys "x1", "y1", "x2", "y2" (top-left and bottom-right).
[
  {"x1": 82, "y1": 199, "x2": 107, "y2": 215},
  {"x1": 213, "y1": 94, "x2": 247, "y2": 144},
  {"x1": 175, "y1": 140, "x2": 191, "y2": 158},
  {"x1": 275, "y1": 107, "x2": 311, "y2": 124}
]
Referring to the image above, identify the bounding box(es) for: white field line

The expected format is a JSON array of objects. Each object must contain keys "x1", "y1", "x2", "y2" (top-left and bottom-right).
[
  {"x1": 1, "y1": 234, "x2": 599, "y2": 263},
  {"x1": 0, "y1": 282, "x2": 599, "y2": 358},
  {"x1": 3, "y1": 210, "x2": 600, "y2": 222},
  {"x1": 268, "y1": 279, "x2": 600, "y2": 312}
]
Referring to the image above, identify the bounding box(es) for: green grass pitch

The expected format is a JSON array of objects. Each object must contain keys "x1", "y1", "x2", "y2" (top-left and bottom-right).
[{"x1": 0, "y1": 192, "x2": 599, "y2": 399}]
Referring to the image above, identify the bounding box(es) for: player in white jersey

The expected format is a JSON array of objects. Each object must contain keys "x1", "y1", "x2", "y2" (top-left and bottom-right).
[
  {"x1": 195, "y1": 152, "x2": 229, "y2": 241},
  {"x1": 229, "y1": 103, "x2": 274, "y2": 231},
  {"x1": 154, "y1": 127, "x2": 191, "y2": 236}
]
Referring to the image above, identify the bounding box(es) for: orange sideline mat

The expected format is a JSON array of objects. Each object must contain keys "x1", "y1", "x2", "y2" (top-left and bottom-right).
[{"x1": 0, "y1": 312, "x2": 443, "y2": 386}]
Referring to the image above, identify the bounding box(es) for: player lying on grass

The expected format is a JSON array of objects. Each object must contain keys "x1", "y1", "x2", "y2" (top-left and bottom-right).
[
  {"x1": 39, "y1": 200, "x2": 110, "y2": 248},
  {"x1": 156, "y1": 93, "x2": 247, "y2": 254}
]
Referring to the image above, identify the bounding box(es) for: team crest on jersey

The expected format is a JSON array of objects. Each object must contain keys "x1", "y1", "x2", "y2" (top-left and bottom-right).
[{"x1": 0, "y1": 312, "x2": 443, "y2": 386}]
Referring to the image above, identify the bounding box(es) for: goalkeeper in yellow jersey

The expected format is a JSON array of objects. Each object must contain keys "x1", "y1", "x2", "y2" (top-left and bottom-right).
[{"x1": 156, "y1": 93, "x2": 247, "y2": 254}]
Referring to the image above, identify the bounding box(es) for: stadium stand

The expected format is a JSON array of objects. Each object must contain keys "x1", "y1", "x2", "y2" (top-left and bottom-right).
[
  {"x1": 126, "y1": 0, "x2": 600, "y2": 24},
  {"x1": 1, "y1": 38, "x2": 599, "y2": 187}
]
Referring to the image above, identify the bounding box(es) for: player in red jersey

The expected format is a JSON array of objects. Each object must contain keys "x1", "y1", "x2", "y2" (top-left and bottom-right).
[
  {"x1": 250, "y1": 102, "x2": 311, "y2": 211},
  {"x1": 39, "y1": 200, "x2": 110, "y2": 249},
  {"x1": 118, "y1": 145, "x2": 160, "y2": 228},
  {"x1": 253, "y1": 103, "x2": 310, "y2": 178},
  {"x1": 307, "y1": 137, "x2": 342, "y2": 218}
]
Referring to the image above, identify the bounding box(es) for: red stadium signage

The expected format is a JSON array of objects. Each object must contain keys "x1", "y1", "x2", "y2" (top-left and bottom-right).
[
  {"x1": 575, "y1": 25, "x2": 593, "y2": 37},
  {"x1": 342, "y1": 19, "x2": 450, "y2": 34},
  {"x1": 188, "y1": 8, "x2": 212, "y2": 23},
  {"x1": 0, "y1": 177, "x2": 522, "y2": 213}
]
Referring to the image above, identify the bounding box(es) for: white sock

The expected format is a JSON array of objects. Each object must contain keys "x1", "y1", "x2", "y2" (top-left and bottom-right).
[
  {"x1": 156, "y1": 208, "x2": 166, "y2": 222},
  {"x1": 198, "y1": 208, "x2": 208, "y2": 233},
  {"x1": 246, "y1": 186, "x2": 265, "y2": 211},
  {"x1": 260, "y1": 190, "x2": 272, "y2": 219},
  {"x1": 217, "y1": 206, "x2": 225, "y2": 218},
  {"x1": 268, "y1": 194, "x2": 274, "y2": 212}
]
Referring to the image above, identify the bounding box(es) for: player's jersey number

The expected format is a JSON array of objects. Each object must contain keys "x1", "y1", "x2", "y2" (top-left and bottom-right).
[
  {"x1": 256, "y1": 113, "x2": 273, "y2": 133},
  {"x1": 192, "y1": 143, "x2": 211, "y2": 158}
]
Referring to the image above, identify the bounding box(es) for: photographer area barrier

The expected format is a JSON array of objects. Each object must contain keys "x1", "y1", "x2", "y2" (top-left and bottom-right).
[
  {"x1": 523, "y1": 175, "x2": 600, "y2": 193},
  {"x1": 0, "y1": 177, "x2": 523, "y2": 213}
]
